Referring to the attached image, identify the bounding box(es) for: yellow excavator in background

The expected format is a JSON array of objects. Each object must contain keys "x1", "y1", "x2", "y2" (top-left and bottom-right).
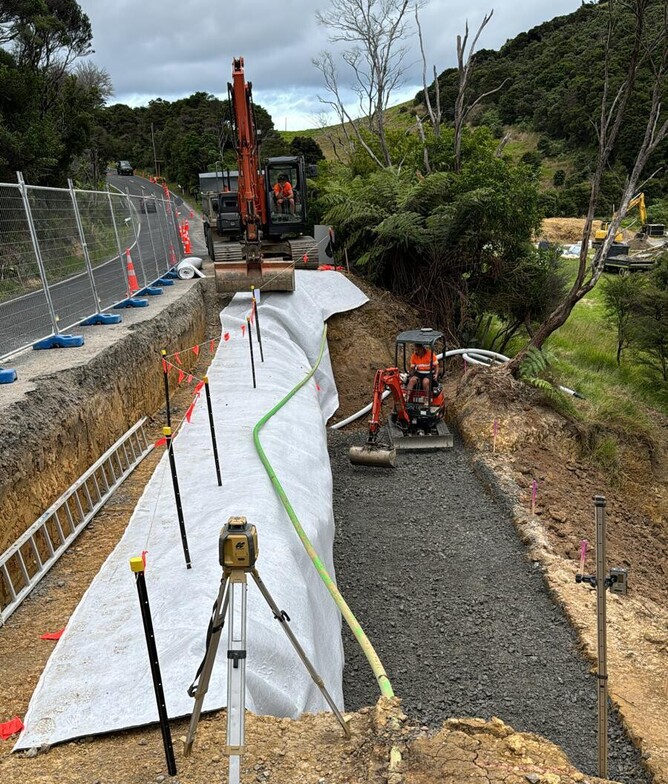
[{"x1": 593, "y1": 192, "x2": 647, "y2": 244}]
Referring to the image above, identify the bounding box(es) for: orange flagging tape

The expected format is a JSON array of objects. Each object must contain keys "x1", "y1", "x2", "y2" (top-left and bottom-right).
[
  {"x1": 0, "y1": 717, "x2": 23, "y2": 740},
  {"x1": 39, "y1": 629, "x2": 64, "y2": 641}
]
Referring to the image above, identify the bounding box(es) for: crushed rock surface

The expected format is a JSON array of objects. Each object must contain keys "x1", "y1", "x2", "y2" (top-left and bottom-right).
[{"x1": 329, "y1": 428, "x2": 651, "y2": 783}]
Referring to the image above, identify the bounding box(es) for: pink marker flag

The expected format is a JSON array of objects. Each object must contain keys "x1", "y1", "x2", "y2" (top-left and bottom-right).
[
  {"x1": 224, "y1": 332, "x2": 230, "y2": 342},
  {"x1": 193, "y1": 344, "x2": 200, "y2": 357},
  {"x1": 579, "y1": 539, "x2": 588, "y2": 574}
]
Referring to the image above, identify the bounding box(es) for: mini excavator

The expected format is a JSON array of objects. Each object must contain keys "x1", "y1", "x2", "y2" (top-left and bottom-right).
[{"x1": 349, "y1": 329, "x2": 454, "y2": 468}]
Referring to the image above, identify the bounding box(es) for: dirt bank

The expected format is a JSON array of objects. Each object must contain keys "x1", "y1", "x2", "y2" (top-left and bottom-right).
[{"x1": 0, "y1": 282, "x2": 210, "y2": 555}]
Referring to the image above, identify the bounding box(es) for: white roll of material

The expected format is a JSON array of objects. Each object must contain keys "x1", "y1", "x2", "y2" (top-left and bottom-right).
[
  {"x1": 177, "y1": 261, "x2": 205, "y2": 279},
  {"x1": 181, "y1": 255, "x2": 203, "y2": 269}
]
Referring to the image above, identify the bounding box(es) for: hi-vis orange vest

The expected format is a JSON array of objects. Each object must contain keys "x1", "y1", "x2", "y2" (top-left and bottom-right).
[
  {"x1": 273, "y1": 181, "x2": 293, "y2": 198},
  {"x1": 410, "y1": 349, "x2": 438, "y2": 373}
]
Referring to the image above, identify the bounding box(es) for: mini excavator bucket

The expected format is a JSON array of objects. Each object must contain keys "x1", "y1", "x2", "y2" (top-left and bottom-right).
[{"x1": 348, "y1": 442, "x2": 397, "y2": 468}]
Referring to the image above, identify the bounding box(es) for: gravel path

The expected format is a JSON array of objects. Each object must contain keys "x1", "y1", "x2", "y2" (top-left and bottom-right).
[{"x1": 329, "y1": 429, "x2": 651, "y2": 783}]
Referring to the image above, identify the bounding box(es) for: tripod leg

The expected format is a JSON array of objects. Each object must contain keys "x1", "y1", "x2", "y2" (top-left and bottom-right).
[
  {"x1": 184, "y1": 573, "x2": 230, "y2": 756},
  {"x1": 227, "y1": 571, "x2": 248, "y2": 784},
  {"x1": 251, "y1": 570, "x2": 350, "y2": 737}
]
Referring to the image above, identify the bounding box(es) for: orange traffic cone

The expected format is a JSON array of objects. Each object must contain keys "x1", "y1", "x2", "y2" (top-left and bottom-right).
[{"x1": 125, "y1": 249, "x2": 140, "y2": 294}]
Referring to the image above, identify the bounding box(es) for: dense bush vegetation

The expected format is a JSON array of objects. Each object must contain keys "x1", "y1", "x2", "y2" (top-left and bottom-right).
[{"x1": 417, "y1": 0, "x2": 668, "y2": 215}]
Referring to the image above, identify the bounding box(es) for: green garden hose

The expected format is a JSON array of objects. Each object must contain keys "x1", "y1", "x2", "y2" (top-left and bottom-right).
[{"x1": 252, "y1": 325, "x2": 394, "y2": 699}]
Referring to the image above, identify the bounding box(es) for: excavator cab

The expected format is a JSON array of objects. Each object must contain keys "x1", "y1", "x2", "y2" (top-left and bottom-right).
[
  {"x1": 265, "y1": 157, "x2": 308, "y2": 234},
  {"x1": 392, "y1": 329, "x2": 448, "y2": 439}
]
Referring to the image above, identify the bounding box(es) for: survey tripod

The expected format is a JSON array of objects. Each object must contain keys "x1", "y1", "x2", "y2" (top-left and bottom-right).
[{"x1": 183, "y1": 516, "x2": 350, "y2": 783}]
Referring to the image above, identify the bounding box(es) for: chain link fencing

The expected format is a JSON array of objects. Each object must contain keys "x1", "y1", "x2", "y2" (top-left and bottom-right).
[{"x1": 0, "y1": 176, "x2": 184, "y2": 361}]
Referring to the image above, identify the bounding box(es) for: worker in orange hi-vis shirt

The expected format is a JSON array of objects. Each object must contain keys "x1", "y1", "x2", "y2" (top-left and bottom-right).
[
  {"x1": 273, "y1": 173, "x2": 295, "y2": 215},
  {"x1": 407, "y1": 343, "x2": 439, "y2": 394}
]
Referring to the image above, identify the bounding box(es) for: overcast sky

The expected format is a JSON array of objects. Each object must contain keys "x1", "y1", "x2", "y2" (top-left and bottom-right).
[{"x1": 80, "y1": 0, "x2": 583, "y2": 130}]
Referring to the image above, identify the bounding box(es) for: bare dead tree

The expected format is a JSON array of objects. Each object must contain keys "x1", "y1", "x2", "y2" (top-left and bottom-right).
[
  {"x1": 414, "y1": 113, "x2": 432, "y2": 174},
  {"x1": 415, "y1": 3, "x2": 441, "y2": 137},
  {"x1": 507, "y1": 0, "x2": 668, "y2": 374},
  {"x1": 312, "y1": 51, "x2": 385, "y2": 167},
  {"x1": 454, "y1": 10, "x2": 509, "y2": 173},
  {"x1": 314, "y1": 0, "x2": 415, "y2": 167}
]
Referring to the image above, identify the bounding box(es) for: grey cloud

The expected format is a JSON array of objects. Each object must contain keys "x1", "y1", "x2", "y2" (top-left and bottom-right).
[{"x1": 80, "y1": 0, "x2": 582, "y2": 127}]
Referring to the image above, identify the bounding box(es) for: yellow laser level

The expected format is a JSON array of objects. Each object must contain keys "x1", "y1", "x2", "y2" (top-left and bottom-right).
[{"x1": 219, "y1": 516, "x2": 258, "y2": 570}]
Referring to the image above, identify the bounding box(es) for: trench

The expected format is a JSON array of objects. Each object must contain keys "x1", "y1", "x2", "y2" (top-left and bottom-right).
[{"x1": 0, "y1": 277, "x2": 652, "y2": 782}]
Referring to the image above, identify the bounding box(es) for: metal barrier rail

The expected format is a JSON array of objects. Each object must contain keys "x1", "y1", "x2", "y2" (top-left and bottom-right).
[{"x1": 0, "y1": 418, "x2": 154, "y2": 625}]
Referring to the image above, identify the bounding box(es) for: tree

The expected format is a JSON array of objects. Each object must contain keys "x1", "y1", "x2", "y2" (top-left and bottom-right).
[
  {"x1": 0, "y1": 0, "x2": 101, "y2": 184},
  {"x1": 314, "y1": 0, "x2": 414, "y2": 167},
  {"x1": 629, "y1": 286, "x2": 668, "y2": 381},
  {"x1": 320, "y1": 128, "x2": 543, "y2": 338},
  {"x1": 289, "y1": 136, "x2": 325, "y2": 165},
  {"x1": 507, "y1": 0, "x2": 668, "y2": 374},
  {"x1": 453, "y1": 10, "x2": 508, "y2": 173},
  {"x1": 626, "y1": 256, "x2": 668, "y2": 381},
  {"x1": 601, "y1": 271, "x2": 647, "y2": 364}
]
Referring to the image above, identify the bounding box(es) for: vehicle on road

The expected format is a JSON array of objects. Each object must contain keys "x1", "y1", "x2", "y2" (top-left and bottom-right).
[
  {"x1": 139, "y1": 196, "x2": 157, "y2": 213},
  {"x1": 116, "y1": 160, "x2": 134, "y2": 176}
]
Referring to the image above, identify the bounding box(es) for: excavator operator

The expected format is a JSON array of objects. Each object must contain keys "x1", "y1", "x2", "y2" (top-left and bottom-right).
[
  {"x1": 273, "y1": 173, "x2": 295, "y2": 215},
  {"x1": 407, "y1": 343, "x2": 439, "y2": 394}
]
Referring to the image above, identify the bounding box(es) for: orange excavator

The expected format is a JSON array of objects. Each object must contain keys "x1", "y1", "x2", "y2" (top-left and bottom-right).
[
  {"x1": 209, "y1": 57, "x2": 319, "y2": 293},
  {"x1": 349, "y1": 329, "x2": 453, "y2": 467}
]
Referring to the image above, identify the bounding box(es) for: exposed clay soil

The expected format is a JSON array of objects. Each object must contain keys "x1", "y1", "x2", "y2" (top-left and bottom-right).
[{"x1": 1, "y1": 271, "x2": 667, "y2": 784}]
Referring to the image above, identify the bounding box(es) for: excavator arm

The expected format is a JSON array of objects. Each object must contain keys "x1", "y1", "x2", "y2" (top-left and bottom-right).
[
  {"x1": 229, "y1": 57, "x2": 267, "y2": 261},
  {"x1": 367, "y1": 368, "x2": 410, "y2": 441},
  {"x1": 628, "y1": 193, "x2": 647, "y2": 225}
]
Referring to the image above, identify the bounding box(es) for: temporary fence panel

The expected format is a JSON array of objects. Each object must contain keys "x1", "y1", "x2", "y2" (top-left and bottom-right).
[
  {"x1": 76, "y1": 188, "x2": 130, "y2": 311},
  {"x1": 25, "y1": 185, "x2": 98, "y2": 332},
  {"x1": 0, "y1": 184, "x2": 53, "y2": 356}
]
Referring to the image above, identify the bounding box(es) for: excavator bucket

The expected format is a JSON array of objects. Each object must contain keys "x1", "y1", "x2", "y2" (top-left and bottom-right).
[
  {"x1": 214, "y1": 259, "x2": 295, "y2": 293},
  {"x1": 348, "y1": 444, "x2": 397, "y2": 468}
]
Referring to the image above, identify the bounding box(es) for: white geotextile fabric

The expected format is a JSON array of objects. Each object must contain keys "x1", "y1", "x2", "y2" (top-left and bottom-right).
[{"x1": 16, "y1": 270, "x2": 368, "y2": 750}]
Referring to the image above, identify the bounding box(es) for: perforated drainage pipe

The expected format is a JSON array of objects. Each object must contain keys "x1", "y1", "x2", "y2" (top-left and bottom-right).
[{"x1": 252, "y1": 324, "x2": 394, "y2": 700}]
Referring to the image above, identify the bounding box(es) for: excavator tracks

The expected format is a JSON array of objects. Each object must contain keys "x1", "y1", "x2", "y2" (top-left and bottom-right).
[{"x1": 288, "y1": 237, "x2": 320, "y2": 269}]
